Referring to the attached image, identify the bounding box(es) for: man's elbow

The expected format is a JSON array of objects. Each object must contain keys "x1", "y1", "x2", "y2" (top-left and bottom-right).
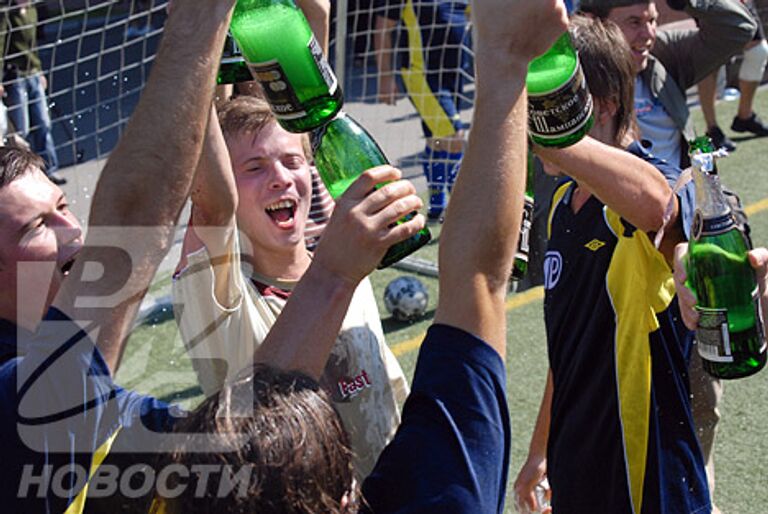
[
  {"x1": 637, "y1": 195, "x2": 671, "y2": 234},
  {"x1": 193, "y1": 201, "x2": 238, "y2": 227},
  {"x1": 738, "y1": 18, "x2": 759, "y2": 47},
  {"x1": 729, "y1": 14, "x2": 760, "y2": 50},
  {"x1": 191, "y1": 190, "x2": 238, "y2": 226}
]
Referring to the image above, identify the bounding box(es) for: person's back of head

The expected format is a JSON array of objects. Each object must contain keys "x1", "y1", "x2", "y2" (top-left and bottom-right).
[
  {"x1": 157, "y1": 364, "x2": 355, "y2": 514},
  {"x1": 570, "y1": 14, "x2": 638, "y2": 144}
]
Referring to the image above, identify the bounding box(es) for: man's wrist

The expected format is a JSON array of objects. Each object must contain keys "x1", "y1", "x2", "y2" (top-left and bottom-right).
[{"x1": 303, "y1": 258, "x2": 360, "y2": 301}]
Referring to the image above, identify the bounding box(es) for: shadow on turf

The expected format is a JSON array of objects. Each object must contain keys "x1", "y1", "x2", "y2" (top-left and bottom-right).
[
  {"x1": 158, "y1": 384, "x2": 204, "y2": 405},
  {"x1": 382, "y1": 307, "x2": 436, "y2": 334},
  {"x1": 139, "y1": 303, "x2": 175, "y2": 327},
  {"x1": 730, "y1": 133, "x2": 768, "y2": 143}
]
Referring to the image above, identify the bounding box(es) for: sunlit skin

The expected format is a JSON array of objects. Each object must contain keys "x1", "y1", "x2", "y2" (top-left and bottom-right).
[
  {"x1": 0, "y1": 168, "x2": 83, "y2": 329},
  {"x1": 606, "y1": 2, "x2": 659, "y2": 74},
  {"x1": 225, "y1": 121, "x2": 313, "y2": 281}
]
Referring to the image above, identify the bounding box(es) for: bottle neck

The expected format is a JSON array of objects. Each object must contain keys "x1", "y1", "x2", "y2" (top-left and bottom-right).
[{"x1": 692, "y1": 154, "x2": 730, "y2": 220}]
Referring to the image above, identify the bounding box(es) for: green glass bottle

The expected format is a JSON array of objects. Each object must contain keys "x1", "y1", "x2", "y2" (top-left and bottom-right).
[
  {"x1": 230, "y1": 0, "x2": 343, "y2": 132},
  {"x1": 686, "y1": 136, "x2": 766, "y2": 379},
  {"x1": 311, "y1": 111, "x2": 432, "y2": 268},
  {"x1": 526, "y1": 31, "x2": 594, "y2": 148},
  {"x1": 511, "y1": 151, "x2": 535, "y2": 280},
  {"x1": 217, "y1": 32, "x2": 254, "y2": 85}
]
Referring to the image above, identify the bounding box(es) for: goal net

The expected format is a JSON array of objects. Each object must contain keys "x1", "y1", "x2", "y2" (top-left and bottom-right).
[
  {"x1": 13, "y1": 0, "x2": 474, "y2": 215},
  {"x1": 8, "y1": 1, "x2": 165, "y2": 166},
  {"x1": 331, "y1": 0, "x2": 474, "y2": 182}
]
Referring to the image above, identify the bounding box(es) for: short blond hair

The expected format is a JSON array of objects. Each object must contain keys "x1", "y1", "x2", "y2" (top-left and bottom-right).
[{"x1": 217, "y1": 96, "x2": 313, "y2": 159}]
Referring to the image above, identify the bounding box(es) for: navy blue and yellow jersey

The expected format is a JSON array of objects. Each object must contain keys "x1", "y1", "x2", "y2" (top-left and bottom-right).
[
  {"x1": 374, "y1": 0, "x2": 471, "y2": 138},
  {"x1": 375, "y1": 0, "x2": 469, "y2": 71},
  {"x1": 543, "y1": 142, "x2": 710, "y2": 513},
  {"x1": 0, "y1": 309, "x2": 179, "y2": 513}
]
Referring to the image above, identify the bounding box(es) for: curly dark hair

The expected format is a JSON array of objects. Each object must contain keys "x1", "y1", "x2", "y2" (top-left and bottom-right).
[{"x1": 158, "y1": 364, "x2": 356, "y2": 514}]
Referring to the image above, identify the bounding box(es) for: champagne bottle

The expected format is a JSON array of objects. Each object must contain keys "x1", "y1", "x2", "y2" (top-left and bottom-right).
[
  {"x1": 311, "y1": 111, "x2": 432, "y2": 268},
  {"x1": 526, "y1": 31, "x2": 594, "y2": 148},
  {"x1": 512, "y1": 151, "x2": 535, "y2": 280},
  {"x1": 230, "y1": 0, "x2": 343, "y2": 132},
  {"x1": 217, "y1": 32, "x2": 254, "y2": 85},
  {"x1": 686, "y1": 136, "x2": 766, "y2": 379}
]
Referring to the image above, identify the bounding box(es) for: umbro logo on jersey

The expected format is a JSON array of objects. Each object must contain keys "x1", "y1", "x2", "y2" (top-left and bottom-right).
[
  {"x1": 584, "y1": 239, "x2": 606, "y2": 252},
  {"x1": 543, "y1": 251, "x2": 563, "y2": 290}
]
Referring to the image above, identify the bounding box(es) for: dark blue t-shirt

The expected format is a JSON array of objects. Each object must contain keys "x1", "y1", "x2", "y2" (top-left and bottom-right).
[
  {"x1": 363, "y1": 323, "x2": 510, "y2": 513},
  {"x1": 0, "y1": 308, "x2": 178, "y2": 513}
]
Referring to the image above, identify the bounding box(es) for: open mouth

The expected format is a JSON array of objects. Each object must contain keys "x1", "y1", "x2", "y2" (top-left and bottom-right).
[
  {"x1": 631, "y1": 46, "x2": 649, "y2": 59},
  {"x1": 265, "y1": 199, "x2": 297, "y2": 228},
  {"x1": 60, "y1": 257, "x2": 76, "y2": 276}
]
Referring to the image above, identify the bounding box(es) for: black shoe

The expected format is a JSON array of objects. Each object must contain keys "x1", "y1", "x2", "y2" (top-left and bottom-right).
[
  {"x1": 47, "y1": 172, "x2": 67, "y2": 185},
  {"x1": 426, "y1": 209, "x2": 444, "y2": 224},
  {"x1": 706, "y1": 126, "x2": 736, "y2": 153},
  {"x1": 731, "y1": 113, "x2": 768, "y2": 136}
]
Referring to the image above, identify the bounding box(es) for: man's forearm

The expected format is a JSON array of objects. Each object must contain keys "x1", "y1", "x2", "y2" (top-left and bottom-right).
[
  {"x1": 529, "y1": 370, "x2": 553, "y2": 456},
  {"x1": 191, "y1": 106, "x2": 238, "y2": 228},
  {"x1": 296, "y1": 0, "x2": 330, "y2": 53},
  {"x1": 55, "y1": 0, "x2": 236, "y2": 373},
  {"x1": 91, "y1": 1, "x2": 235, "y2": 230},
  {"x1": 434, "y1": 50, "x2": 530, "y2": 355},
  {"x1": 536, "y1": 137, "x2": 672, "y2": 233}
]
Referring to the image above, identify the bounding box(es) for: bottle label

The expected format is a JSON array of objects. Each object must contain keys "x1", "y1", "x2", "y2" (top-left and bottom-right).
[
  {"x1": 695, "y1": 307, "x2": 734, "y2": 363},
  {"x1": 754, "y1": 286, "x2": 767, "y2": 352},
  {"x1": 247, "y1": 60, "x2": 307, "y2": 120},
  {"x1": 528, "y1": 60, "x2": 593, "y2": 141},
  {"x1": 308, "y1": 35, "x2": 338, "y2": 95},
  {"x1": 515, "y1": 195, "x2": 534, "y2": 263},
  {"x1": 692, "y1": 211, "x2": 735, "y2": 239}
]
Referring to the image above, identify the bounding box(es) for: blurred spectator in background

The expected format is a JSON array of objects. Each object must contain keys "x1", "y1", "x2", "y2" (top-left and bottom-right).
[
  {"x1": 4, "y1": 0, "x2": 62, "y2": 184},
  {"x1": 374, "y1": 0, "x2": 471, "y2": 221},
  {"x1": 697, "y1": 0, "x2": 768, "y2": 152}
]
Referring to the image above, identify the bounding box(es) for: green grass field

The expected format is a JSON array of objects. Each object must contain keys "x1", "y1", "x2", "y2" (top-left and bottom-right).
[{"x1": 117, "y1": 88, "x2": 768, "y2": 513}]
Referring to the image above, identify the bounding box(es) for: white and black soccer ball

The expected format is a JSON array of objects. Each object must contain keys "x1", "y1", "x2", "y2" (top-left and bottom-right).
[{"x1": 384, "y1": 276, "x2": 429, "y2": 321}]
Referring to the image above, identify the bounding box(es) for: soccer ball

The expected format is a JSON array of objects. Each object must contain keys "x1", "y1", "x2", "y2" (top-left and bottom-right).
[{"x1": 384, "y1": 276, "x2": 429, "y2": 321}]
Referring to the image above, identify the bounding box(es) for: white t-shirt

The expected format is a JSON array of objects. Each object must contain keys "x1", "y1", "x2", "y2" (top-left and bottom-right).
[
  {"x1": 172, "y1": 234, "x2": 409, "y2": 479},
  {"x1": 634, "y1": 76, "x2": 682, "y2": 167}
]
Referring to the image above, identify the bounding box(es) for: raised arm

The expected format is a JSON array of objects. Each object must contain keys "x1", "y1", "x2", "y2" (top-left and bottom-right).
[
  {"x1": 52, "y1": 0, "x2": 236, "y2": 373},
  {"x1": 176, "y1": 104, "x2": 239, "y2": 305},
  {"x1": 433, "y1": 1, "x2": 568, "y2": 358},
  {"x1": 535, "y1": 137, "x2": 673, "y2": 233},
  {"x1": 296, "y1": 0, "x2": 331, "y2": 54}
]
